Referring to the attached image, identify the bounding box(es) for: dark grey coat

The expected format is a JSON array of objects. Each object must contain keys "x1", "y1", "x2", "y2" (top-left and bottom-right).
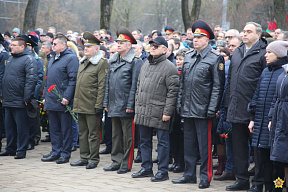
[
  {"x1": 134, "y1": 54, "x2": 179, "y2": 130},
  {"x1": 103, "y1": 47, "x2": 143, "y2": 118}
]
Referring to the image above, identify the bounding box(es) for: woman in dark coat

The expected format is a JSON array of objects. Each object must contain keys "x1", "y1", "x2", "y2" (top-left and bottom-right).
[
  {"x1": 248, "y1": 40, "x2": 287, "y2": 192},
  {"x1": 268, "y1": 41, "x2": 288, "y2": 191}
]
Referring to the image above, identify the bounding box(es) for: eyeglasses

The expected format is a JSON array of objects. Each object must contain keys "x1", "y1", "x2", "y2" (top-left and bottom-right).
[
  {"x1": 225, "y1": 36, "x2": 234, "y2": 39},
  {"x1": 151, "y1": 44, "x2": 163, "y2": 49},
  {"x1": 52, "y1": 43, "x2": 57, "y2": 46}
]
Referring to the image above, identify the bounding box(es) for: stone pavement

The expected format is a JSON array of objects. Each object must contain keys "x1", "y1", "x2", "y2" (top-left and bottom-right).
[{"x1": 0, "y1": 135, "x2": 249, "y2": 192}]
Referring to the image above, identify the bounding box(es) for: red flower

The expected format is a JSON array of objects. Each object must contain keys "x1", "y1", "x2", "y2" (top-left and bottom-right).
[
  {"x1": 223, "y1": 134, "x2": 228, "y2": 139},
  {"x1": 48, "y1": 85, "x2": 57, "y2": 92},
  {"x1": 45, "y1": 76, "x2": 47, "y2": 79},
  {"x1": 220, "y1": 134, "x2": 224, "y2": 138}
]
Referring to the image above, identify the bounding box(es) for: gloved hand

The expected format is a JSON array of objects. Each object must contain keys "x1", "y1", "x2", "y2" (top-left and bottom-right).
[
  {"x1": 95, "y1": 108, "x2": 103, "y2": 116},
  {"x1": 207, "y1": 111, "x2": 215, "y2": 119}
]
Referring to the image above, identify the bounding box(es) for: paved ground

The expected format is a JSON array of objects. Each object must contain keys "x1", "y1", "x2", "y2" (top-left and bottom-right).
[{"x1": 0, "y1": 135, "x2": 252, "y2": 192}]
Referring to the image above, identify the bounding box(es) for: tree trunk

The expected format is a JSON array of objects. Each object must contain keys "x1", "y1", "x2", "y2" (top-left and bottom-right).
[
  {"x1": 100, "y1": 0, "x2": 114, "y2": 29},
  {"x1": 273, "y1": 0, "x2": 287, "y2": 30},
  {"x1": 23, "y1": 0, "x2": 40, "y2": 34},
  {"x1": 182, "y1": 0, "x2": 201, "y2": 31}
]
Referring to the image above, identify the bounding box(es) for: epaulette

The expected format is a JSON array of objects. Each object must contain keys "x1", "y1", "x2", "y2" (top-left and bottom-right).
[
  {"x1": 211, "y1": 49, "x2": 220, "y2": 56},
  {"x1": 185, "y1": 48, "x2": 195, "y2": 55}
]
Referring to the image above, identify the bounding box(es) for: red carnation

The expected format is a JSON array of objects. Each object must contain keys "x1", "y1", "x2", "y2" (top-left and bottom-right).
[
  {"x1": 220, "y1": 134, "x2": 224, "y2": 138},
  {"x1": 48, "y1": 85, "x2": 57, "y2": 92},
  {"x1": 45, "y1": 76, "x2": 47, "y2": 79},
  {"x1": 223, "y1": 134, "x2": 228, "y2": 139}
]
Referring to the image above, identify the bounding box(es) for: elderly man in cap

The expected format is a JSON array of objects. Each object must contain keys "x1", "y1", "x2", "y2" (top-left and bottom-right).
[
  {"x1": 19, "y1": 34, "x2": 44, "y2": 150},
  {"x1": 172, "y1": 20, "x2": 225, "y2": 188},
  {"x1": 131, "y1": 36, "x2": 179, "y2": 181},
  {"x1": 103, "y1": 26, "x2": 143, "y2": 174},
  {"x1": 41, "y1": 33, "x2": 79, "y2": 164},
  {"x1": 0, "y1": 37, "x2": 37, "y2": 159},
  {"x1": 70, "y1": 32, "x2": 108, "y2": 169}
]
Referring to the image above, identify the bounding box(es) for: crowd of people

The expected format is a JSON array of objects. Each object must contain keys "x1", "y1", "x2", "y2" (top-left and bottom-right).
[{"x1": 0, "y1": 19, "x2": 288, "y2": 191}]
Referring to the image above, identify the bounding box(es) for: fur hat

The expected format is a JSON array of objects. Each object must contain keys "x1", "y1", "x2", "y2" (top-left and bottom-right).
[{"x1": 266, "y1": 41, "x2": 288, "y2": 58}]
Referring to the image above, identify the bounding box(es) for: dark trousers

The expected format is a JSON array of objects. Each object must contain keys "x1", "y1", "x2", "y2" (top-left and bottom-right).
[
  {"x1": 170, "y1": 112, "x2": 184, "y2": 165},
  {"x1": 232, "y1": 123, "x2": 250, "y2": 181},
  {"x1": 104, "y1": 111, "x2": 112, "y2": 151},
  {"x1": 28, "y1": 110, "x2": 40, "y2": 146},
  {"x1": 253, "y1": 147, "x2": 274, "y2": 189},
  {"x1": 111, "y1": 117, "x2": 134, "y2": 170},
  {"x1": 139, "y1": 125, "x2": 170, "y2": 173},
  {"x1": 183, "y1": 118, "x2": 213, "y2": 182},
  {"x1": 4, "y1": 107, "x2": 30, "y2": 155},
  {"x1": 49, "y1": 111, "x2": 72, "y2": 158},
  {"x1": 0, "y1": 104, "x2": 5, "y2": 150}
]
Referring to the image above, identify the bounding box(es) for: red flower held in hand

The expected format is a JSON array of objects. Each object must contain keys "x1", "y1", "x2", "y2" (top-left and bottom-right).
[
  {"x1": 48, "y1": 85, "x2": 57, "y2": 92},
  {"x1": 45, "y1": 76, "x2": 47, "y2": 79},
  {"x1": 223, "y1": 134, "x2": 228, "y2": 139}
]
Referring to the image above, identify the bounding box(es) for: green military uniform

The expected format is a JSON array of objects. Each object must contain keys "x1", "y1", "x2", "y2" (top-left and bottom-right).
[{"x1": 73, "y1": 32, "x2": 108, "y2": 165}]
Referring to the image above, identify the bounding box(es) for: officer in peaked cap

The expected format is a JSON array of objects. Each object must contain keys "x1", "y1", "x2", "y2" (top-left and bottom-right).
[
  {"x1": 103, "y1": 26, "x2": 143, "y2": 174},
  {"x1": 172, "y1": 19, "x2": 225, "y2": 189},
  {"x1": 70, "y1": 31, "x2": 109, "y2": 169},
  {"x1": 19, "y1": 34, "x2": 38, "y2": 48},
  {"x1": 116, "y1": 26, "x2": 137, "y2": 44},
  {"x1": 164, "y1": 26, "x2": 175, "y2": 40}
]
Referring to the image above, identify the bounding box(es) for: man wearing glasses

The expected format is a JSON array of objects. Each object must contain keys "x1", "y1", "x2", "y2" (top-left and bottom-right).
[
  {"x1": 131, "y1": 36, "x2": 179, "y2": 182},
  {"x1": 0, "y1": 37, "x2": 37, "y2": 159},
  {"x1": 225, "y1": 29, "x2": 240, "y2": 46}
]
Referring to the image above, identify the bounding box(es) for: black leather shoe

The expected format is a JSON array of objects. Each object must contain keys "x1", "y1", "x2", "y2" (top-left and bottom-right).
[
  {"x1": 172, "y1": 176, "x2": 197, "y2": 184},
  {"x1": 169, "y1": 162, "x2": 177, "y2": 172},
  {"x1": 14, "y1": 153, "x2": 26, "y2": 159},
  {"x1": 71, "y1": 146, "x2": 77, "y2": 152},
  {"x1": 214, "y1": 171, "x2": 236, "y2": 181},
  {"x1": 70, "y1": 160, "x2": 87, "y2": 166},
  {"x1": 173, "y1": 164, "x2": 184, "y2": 173},
  {"x1": 0, "y1": 150, "x2": 16, "y2": 156},
  {"x1": 132, "y1": 169, "x2": 154, "y2": 178},
  {"x1": 117, "y1": 168, "x2": 131, "y2": 174},
  {"x1": 86, "y1": 162, "x2": 97, "y2": 169},
  {"x1": 99, "y1": 148, "x2": 111, "y2": 154},
  {"x1": 41, "y1": 155, "x2": 60, "y2": 162},
  {"x1": 56, "y1": 156, "x2": 69, "y2": 164},
  {"x1": 151, "y1": 172, "x2": 169, "y2": 182},
  {"x1": 152, "y1": 157, "x2": 159, "y2": 163},
  {"x1": 199, "y1": 180, "x2": 210, "y2": 189},
  {"x1": 226, "y1": 180, "x2": 250, "y2": 191},
  {"x1": 27, "y1": 143, "x2": 34, "y2": 150},
  {"x1": 43, "y1": 151, "x2": 52, "y2": 158},
  {"x1": 134, "y1": 155, "x2": 142, "y2": 163},
  {"x1": 248, "y1": 185, "x2": 263, "y2": 192},
  {"x1": 103, "y1": 166, "x2": 119, "y2": 171}
]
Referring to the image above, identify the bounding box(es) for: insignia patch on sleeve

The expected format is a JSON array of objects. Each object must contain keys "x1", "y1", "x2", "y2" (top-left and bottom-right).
[{"x1": 219, "y1": 63, "x2": 224, "y2": 70}]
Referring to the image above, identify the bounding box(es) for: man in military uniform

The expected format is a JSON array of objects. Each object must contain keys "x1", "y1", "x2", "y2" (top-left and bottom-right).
[
  {"x1": 164, "y1": 26, "x2": 175, "y2": 41},
  {"x1": 172, "y1": 20, "x2": 225, "y2": 189},
  {"x1": 70, "y1": 32, "x2": 108, "y2": 169},
  {"x1": 103, "y1": 26, "x2": 143, "y2": 174}
]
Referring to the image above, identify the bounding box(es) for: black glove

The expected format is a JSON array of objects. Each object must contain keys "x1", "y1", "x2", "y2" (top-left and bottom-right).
[
  {"x1": 95, "y1": 108, "x2": 103, "y2": 116},
  {"x1": 207, "y1": 111, "x2": 215, "y2": 119}
]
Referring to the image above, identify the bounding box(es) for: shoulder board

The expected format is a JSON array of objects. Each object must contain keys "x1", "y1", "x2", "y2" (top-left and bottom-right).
[
  {"x1": 185, "y1": 49, "x2": 195, "y2": 55},
  {"x1": 135, "y1": 55, "x2": 140, "y2": 58},
  {"x1": 211, "y1": 49, "x2": 220, "y2": 56}
]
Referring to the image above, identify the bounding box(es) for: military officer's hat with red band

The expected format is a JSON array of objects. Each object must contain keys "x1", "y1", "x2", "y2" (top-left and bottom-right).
[
  {"x1": 116, "y1": 26, "x2": 137, "y2": 44},
  {"x1": 164, "y1": 26, "x2": 175, "y2": 35},
  {"x1": 192, "y1": 20, "x2": 215, "y2": 40}
]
